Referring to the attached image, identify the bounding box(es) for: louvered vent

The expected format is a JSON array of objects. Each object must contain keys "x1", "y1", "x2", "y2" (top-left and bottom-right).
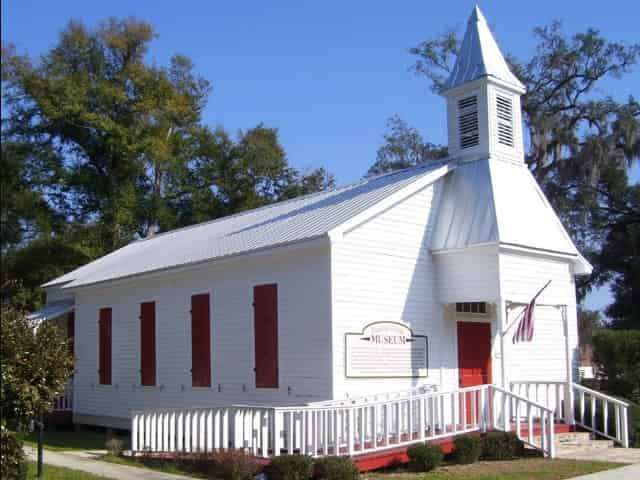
[
  {"x1": 458, "y1": 96, "x2": 479, "y2": 149},
  {"x1": 496, "y1": 95, "x2": 514, "y2": 147}
]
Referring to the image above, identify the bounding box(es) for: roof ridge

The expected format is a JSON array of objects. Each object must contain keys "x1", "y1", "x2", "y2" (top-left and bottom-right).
[{"x1": 134, "y1": 160, "x2": 450, "y2": 244}]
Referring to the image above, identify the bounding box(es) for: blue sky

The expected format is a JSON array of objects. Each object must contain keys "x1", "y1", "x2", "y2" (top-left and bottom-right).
[{"x1": 3, "y1": 0, "x2": 639, "y2": 312}]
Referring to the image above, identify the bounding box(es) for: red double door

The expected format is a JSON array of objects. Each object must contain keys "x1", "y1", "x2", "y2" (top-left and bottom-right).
[{"x1": 457, "y1": 322, "x2": 492, "y2": 424}]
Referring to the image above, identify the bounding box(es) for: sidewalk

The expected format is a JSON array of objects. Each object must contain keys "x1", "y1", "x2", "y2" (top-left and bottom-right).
[
  {"x1": 24, "y1": 447, "x2": 197, "y2": 480},
  {"x1": 569, "y1": 463, "x2": 640, "y2": 479}
]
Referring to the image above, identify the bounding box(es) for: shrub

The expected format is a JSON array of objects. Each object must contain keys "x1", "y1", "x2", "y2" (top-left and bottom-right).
[
  {"x1": 106, "y1": 437, "x2": 125, "y2": 456},
  {"x1": 481, "y1": 432, "x2": 524, "y2": 460},
  {"x1": 266, "y1": 455, "x2": 314, "y2": 480},
  {"x1": 210, "y1": 450, "x2": 261, "y2": 480},
  {"x1": 313, "y1": 457, "x2": 359, "y2": 480},
  {"x1": 451, "y1": 435, "x2": 481, "y2": 464},
  {"x1": 1, "y1": 426, "x2": 27, "y2": 480},
  {"x1": 406, "y1": 443, "x2": 443, "y2": 472}
]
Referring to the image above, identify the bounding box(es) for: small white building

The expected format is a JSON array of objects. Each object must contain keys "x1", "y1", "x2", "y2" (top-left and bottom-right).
[{"x1": 35, "y1": 6, "x2": 630, "y2": 461}]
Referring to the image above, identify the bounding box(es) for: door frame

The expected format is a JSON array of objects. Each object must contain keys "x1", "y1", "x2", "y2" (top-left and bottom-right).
[{"x1": 456, "y1": 321, "x2": 493, "y2": 387}]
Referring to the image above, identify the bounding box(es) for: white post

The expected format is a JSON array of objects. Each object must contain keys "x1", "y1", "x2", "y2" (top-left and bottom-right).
[
  {"x1": 480, "y1": 388, "x2": 486, "y2": 432},
  {"x1": 132, "y1": 414, "x2": 139, "y2": 452},
  {"x1": 169, "y1": 412, "x2": 176, "y2": 452},
  {"x1": 562, "y1": 305, "x2": 575, "y2": 425},
  {"x1": 621, "y1": 407, "x2": 629, "y2": 448},
  {"x1": 261, "y1": 410, "x2": 269, "y2": 458},
  {"x1": 347, "y1": 408, "x2": 354, "y2": 455},
  {"x1": 499, "y1": 298, "x2": 508, "y2": 389},
  {"x1": 177, "y1": 412, "x2": 184, "y2": 451},
  {"x1": 547, "y1": 411, "x2": 556, "y2": 458},
  {"x1": 419, "y1": 397, "x2": 425, "y2": 440},
  {"x1": 273, "y1": 409, "x2": 282, "y2": 456}
]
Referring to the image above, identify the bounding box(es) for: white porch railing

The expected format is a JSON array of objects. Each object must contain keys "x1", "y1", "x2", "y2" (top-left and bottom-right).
[
  {"x1": 510, "y1": 381, "x2": 630, "y2": 448},
  {"x1": 53, "y1": 381, "x2": 73, "y2": 411},
  {"x1": 573, "y1": 384, "x2": 629, "y2": 448},
  {"x1": 131, "y1": 384, "x2": 556, "y2": 458},
  {"x1": 306, "y1": 385, "x2": 439, "y2": 408},
  {"x1": 510, "y1": 381, "x2": 568, "y2": 422},
  {"x1": 491, "y1": 385, "x2": 555, "y2": 458}
]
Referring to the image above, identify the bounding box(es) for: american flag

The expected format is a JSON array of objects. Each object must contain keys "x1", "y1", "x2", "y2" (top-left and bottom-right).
[{"x1": 512, "y1": 280, "x2": 551, "y2": 344}]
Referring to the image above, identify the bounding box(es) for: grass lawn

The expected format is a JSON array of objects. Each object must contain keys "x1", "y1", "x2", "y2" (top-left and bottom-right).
[
  {"x1": 364, "y1": 458, "x2": 624, "y2": 480},
  {"x1": 100, "y1": 455, "x2": 623, "y2": 480},
  {"x1": 27, "y1": 461, "x2": 112, "y2": 479},
  {"x1": 101, "y1": 454, "x2": 208, "y2": 478},
  {"x1": 17, "y1": 428, "x2": 128, "y2": 452}
]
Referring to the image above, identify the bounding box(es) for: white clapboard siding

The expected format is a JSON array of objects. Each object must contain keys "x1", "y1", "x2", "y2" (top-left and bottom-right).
[
  {"x1": 434, "y1": 247, "x2": 499, "y2": 303},
  {"x1": 331, "y1": 182, "x2": 459, "y2": 398},
  {"x1": 499, "y1": 252, "x2": 579, "y2": 383},
  {"x1": 73, "y1": 245, "x2": 333, "y2": 426}
]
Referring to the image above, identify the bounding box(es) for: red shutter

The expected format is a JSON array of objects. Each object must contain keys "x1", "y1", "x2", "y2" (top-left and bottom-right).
[
  {"x1": 99, "y1": 308, "x2": 112, "y2": 385},
  {"x1": 191, "y1": 294, "x2": 211, "y2": 387},
  {"x1": 67, "y1": 312, "x2": 75, "y2": 355},
  {"x1": 254, "y1": 284, "x2": 278, "y2": 388},
  {"x1": 140, "y1": 301, "x2": 156, "y2": 386}
]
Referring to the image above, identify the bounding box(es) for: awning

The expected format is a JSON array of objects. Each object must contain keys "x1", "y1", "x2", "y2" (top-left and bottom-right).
[{"x1": 27, "y1": 300, "x2": 74, "y2": 323}]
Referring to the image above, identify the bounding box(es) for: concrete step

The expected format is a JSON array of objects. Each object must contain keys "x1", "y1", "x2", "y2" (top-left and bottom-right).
[
  {"x1": 556, "y1": 439, "x2": 615, "y2": 451},
  {"x1": 554, "y1": 432, "x2": 592, "y2": 443}
]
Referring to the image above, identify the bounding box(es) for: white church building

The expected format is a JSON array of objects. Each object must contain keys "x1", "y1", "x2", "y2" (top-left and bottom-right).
[{"x1": 35, "y1": 6, "x2": 629, "y2": 465}]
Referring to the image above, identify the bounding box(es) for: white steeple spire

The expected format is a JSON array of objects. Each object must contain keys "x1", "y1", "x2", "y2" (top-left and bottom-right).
[
  {"x1": 441, "y1": 6, "x2": 526, "y2": 164},
  {"x1": 443, "y1": 5, "x2": 525, "y2": 93}
]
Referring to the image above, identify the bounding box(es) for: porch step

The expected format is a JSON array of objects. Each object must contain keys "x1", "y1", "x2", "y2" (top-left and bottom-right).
[
  {"x1": 552, "y1": 432, "x2": 615, "y2": 452},
  {"x1": 530, "y1": 431, "x2": 615, "y2": 451},
  {"x1": 556, "y1": 439, "x2": 615, "y2": 450},
  {"x1": 554, "y1": 432, "x2": 593, "y2": 444}
]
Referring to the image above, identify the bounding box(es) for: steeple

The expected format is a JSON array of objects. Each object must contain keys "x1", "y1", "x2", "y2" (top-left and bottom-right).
[
  {"x1": 441, "y1": 6, "x2": 526, "y2": 164},
  {"x1": 443, "y1": 6, "x2": 525, "y2": 92}
]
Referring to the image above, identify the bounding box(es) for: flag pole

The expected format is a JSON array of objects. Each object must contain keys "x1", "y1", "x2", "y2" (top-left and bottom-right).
[{"x1": 562, "y1": 305, "x2": 575, "y2": 425}]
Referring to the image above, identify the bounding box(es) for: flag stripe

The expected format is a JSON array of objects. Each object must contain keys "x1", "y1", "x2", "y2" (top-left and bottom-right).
[{"x1": 512, "y1": 280, "x2": 550, "y2": 344}]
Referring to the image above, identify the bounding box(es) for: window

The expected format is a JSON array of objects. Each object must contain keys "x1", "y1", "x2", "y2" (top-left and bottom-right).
[
  {"x1": 458, "y1": 96, "x2": 479, "y2": 149},
  {"x1": 496, "y1": 95, "x2": 514, "y2": 147},
  {"x1": 254, "y1": 284, "x2": 279, "y2": 388},
  {"x1": 98, "y1": 307, "x2": 112, "y2": 385},
  {"x1": 191, "y1": 293, "x2": 211, "y2": 387},
  {"x1": 456, "y1": 302, "x2": 487, "y2": 315},
  {"x1": 140, "y1": 301, "x2": 156, "y2": 386}
]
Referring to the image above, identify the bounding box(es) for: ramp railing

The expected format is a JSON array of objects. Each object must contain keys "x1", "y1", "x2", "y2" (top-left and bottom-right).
[
  {"x1": 131, "y1": 384, "x2": 557, "y2": 458},
  {"x1": 510, "y1": 381, "x2": 630, "y2": 448}
]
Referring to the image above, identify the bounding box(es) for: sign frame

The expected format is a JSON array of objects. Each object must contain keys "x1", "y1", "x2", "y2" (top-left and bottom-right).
[{"x1": 345, "y1": 321, "x2": 429, "y2": 379}]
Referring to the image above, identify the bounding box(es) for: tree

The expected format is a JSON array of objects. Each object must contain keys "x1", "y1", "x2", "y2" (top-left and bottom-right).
[
  {"x1": 368, "y1": 115, "x2": 448, "y2": 176},
  {"x1": 159, "y1": 125, "x2": 336, "y2": 229},
  {"x1": 0, "y1": 141, "x2": 64, "y2": 254},
  {"x1": 0, "y1": 302, "x2": 74, "y2": 424},
  {"x1": 590, "y1": 184, "x2": 640, "y2": 329},
  {"x1": 0, "y1": 301, "x2": 74, "y2": 477},
  {"x1": 1, "y1": 236, "x2": 94, "y2": 310},
  {"x1": 2, "y1": 18, "x2": 211, "y2": 251},
  {"x1": 2, "y1": 17, "x2": 334, "y2": 307},
  {"x1": 406, "y1": 21, "x2": 640, "y2": 308}
]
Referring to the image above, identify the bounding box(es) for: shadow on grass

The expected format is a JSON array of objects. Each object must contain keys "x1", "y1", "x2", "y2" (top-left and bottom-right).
[{"x1": 18, "y1": 426, "x2": 128, "y2": 452}]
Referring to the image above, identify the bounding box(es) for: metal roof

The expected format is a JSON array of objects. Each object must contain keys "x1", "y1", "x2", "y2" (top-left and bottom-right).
[
  {"x1": 431, "y1": 159, "x2": 498, "y2": 250},
  {"x1": 490, "y1": 160, "x2": 582, "y2": 257},
  {"x1": 442, "y1": 6, "x2": 526, "y2": 93},
  {"x1": 27, "y1": 300, "x2": 74, "y2": 323},
  {"x1": 45, "y1": 161, "x2": 452, "y2": 289},
  {"x1": 432, "y1": 158, "x2": 591, "y2": 273}
]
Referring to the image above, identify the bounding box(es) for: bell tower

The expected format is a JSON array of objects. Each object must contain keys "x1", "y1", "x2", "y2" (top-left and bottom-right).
[{"x1": 441, "y1": 6, "x2": 526, "y2": 164}]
